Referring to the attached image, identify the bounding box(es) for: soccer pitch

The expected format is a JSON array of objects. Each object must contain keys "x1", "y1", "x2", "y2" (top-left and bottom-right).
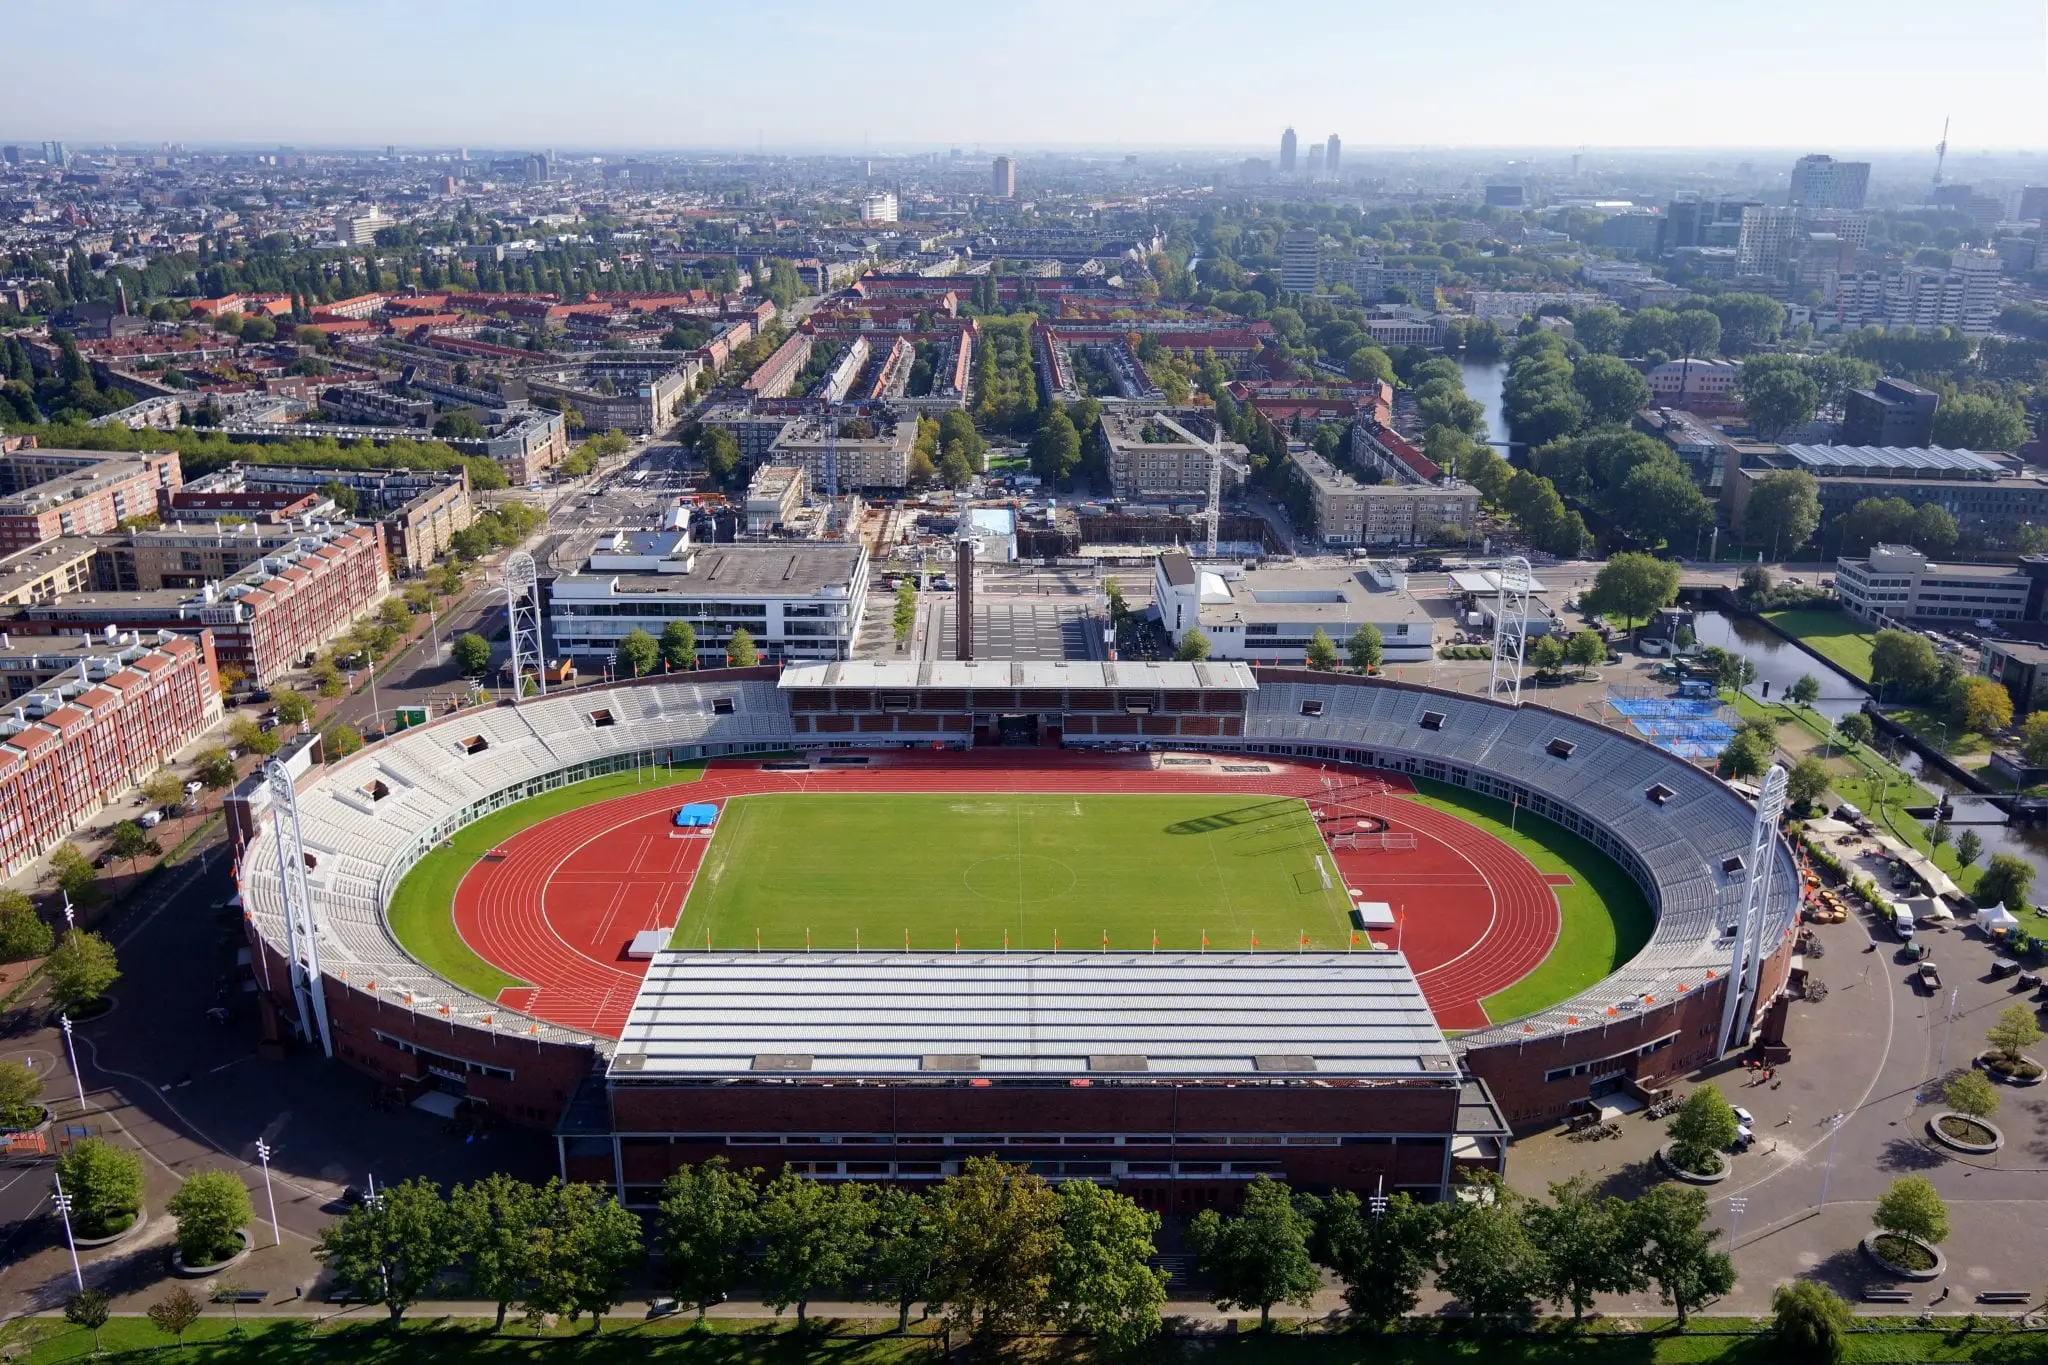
[{"x1": 671, "y1": 792, "x2": 1358, "y2": 952}]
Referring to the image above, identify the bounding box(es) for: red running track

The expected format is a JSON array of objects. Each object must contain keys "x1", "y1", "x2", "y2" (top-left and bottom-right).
[{"x1": 450, "y1": 751, "x2": 1559, "y2": 1036}]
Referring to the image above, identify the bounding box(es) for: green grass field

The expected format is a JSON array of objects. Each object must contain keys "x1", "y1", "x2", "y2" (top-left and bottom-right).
[
  {"x1": 387, "y1": 763, "x2": 702, "y2": 998},
  {"x1": 1401, "y1": 780, "x2": 1655, "y2": 1025},
  {"x1": 1761, "y1": 607, "x2": 1876, "y2": 682},
  {"x1": 673, "y1": 792, "x2": 1356, "y2": 953}
]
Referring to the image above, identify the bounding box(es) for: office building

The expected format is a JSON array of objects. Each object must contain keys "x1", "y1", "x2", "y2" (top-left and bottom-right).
[
  {"x1": 1, "y1": 147, "x2": 19, "y2": 168},
  {"x1": 1600, "y1": 210, "x2": 1663, "y2": 254},
  {"x1": 1096, "y1": 412, "x2": 1248, "y2": 502},
  {"x1": 1981, "y1": 638, "x2": 2048, "y2": 718},
  {"x1": 0, "y1": 631, "x2": 222, "y2": 879},
  {"x1": 1484, "y1": 184, "x2": 1526, "y2": 209},
  {"x1": 1280, "y1": 230, "x2": 1320, "y2": 294},
  {"x1": 1152, "y1": 551, "x2": 1435, "y2": 664},
  {"x1": 547, "y1": 529, "x2": 868, "y2": 665},
  {"x1": 1287, "y1": 450, "x2": 1479, "y2": 549},
  {"x1": 1830, "y1": 253, "x2": 2003, "y2": 335},
  {"x1": 42, "y1": 141, "x2": 67, "y2": 168},
  {"x1": 336, "y1": 207, "x2": 392, "y2": 247},
  {"x1": 0, "y1": 450, "x2": 183, "y2": 554},
  {"x1": 1788, "y1": 155, "x2": 1871, "y2": 211},
  {"x1": 2019, "y1": 186, "x2": 2048, "y2": 223},
  {"x1": 991, "y1": 156, "x2": 1014, "y2": 199},
  {"x1": 1736, "y1": 205, "x2": 1799, "y2": 277},
  {"x1": 858, "y1": 191, "x2": 898, "y2": 224},
  {"x1": 1842, "y1": 378, "x2": 1940, "y2": 449},
  {"x1": 1833, "y1": 544, "x2": 2032, "y2": 625},
  {"x1": 1724, "y1": 444, "x2": 2048, "y2": 546},
  {"x1": 1325, "y1": 134, "x2": 1341, "y2": 179},
  {"x1": 1279, "y1": 127, "x2": 1297, "y2": 174},
  {"x1": 744, "y1": 465, "x2": 808, "y2": 534}
]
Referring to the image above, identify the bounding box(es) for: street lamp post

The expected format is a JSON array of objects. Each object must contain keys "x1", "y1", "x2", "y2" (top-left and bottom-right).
[
  {"x1": 58, "y1": 1015, "x2": 86, "y2": 1113},
  {"x1": 1937, "y1": 986, "x2": 1959, "y2": 1069},
  {"x1": 255, "y1": 1139, "x2": 280, "y2": 1248},
  {"x1": 51, "y1": 1173, "x2": 83, "y2": 1292},
  {"x1": 1817, "y1": 1112, "x2": 1846, "y2": 1207},
  {"x1": 1727, "y1": 1194, "x2": 1748, "y2": 1248}
]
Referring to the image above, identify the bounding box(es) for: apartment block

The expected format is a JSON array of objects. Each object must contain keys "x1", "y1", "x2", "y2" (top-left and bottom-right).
[
  {"x1": 0, "y1": 450, "x2": 183, "y2": 553},
  {"x1": 1096, "y1": 412, "x2": 1248, "y2": 503},
  {"x1": 1288, "y1": 450, "x2": 1479, "y2": 547}
]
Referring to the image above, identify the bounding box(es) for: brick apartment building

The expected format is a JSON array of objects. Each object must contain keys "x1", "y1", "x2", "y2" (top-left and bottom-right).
[
  {"x1": 0, "y1": 450, "x2": 183, "y2": 553},
  {"x1": 183, "y1": 463, "x2": 474, "y2": 574},
  {"x1": 0, "y1": 631, "x2": 222, "y2": 877}
]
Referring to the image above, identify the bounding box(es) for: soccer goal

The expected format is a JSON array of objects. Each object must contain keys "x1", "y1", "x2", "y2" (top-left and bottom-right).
[{"x1": 1339, "y1": 832, "x2": 1417, "y2": 852}]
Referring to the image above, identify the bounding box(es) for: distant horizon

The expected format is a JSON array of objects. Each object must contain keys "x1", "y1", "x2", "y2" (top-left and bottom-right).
[{"x1": 3, "y1": 0, "x2": 2043, "y2": 153}]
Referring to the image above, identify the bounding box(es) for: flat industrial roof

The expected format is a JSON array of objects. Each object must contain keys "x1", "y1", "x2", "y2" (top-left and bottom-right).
[
  {"x1": 612, "y1": 952, "x2": 1455, "y2": 1079},
  {"x1": 1779, "y1": 443, "x2": 2003, "y2": 476},
  {"x1": 1449, "y1": 569, "x2": 1550, "y2": 595},
  {"x1": 779, "y1": 659, "x2": 1259, "y2": 691},
  {"x1": 556, "y1": 543, "x2": 864, "y2": 598}
]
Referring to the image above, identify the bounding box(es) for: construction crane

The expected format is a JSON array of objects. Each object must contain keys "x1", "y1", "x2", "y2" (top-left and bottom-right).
[
  {"x1": 1933, "y1": 116, "x2": 1949, "y2": 188},
  {"x1": 1199, "y1": 429, "x2": 1247, "y2": 558}
]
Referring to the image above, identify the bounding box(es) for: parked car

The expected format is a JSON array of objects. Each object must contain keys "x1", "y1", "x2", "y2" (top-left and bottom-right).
[
  {"x1": 1917, "y1": 961, "x2": 1941, "y2": 991},
  {"x1": 138, "y1": 811, "x2": 163, "y2": 829}
]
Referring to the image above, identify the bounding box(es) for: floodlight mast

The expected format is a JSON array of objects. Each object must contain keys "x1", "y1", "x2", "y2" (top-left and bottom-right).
[
  {"x1": 504, "y1": 550, "x2": 545, "y2": 702},
  {"x1": 1488, "y1": 556, "x2": 1532, "y2": 704},
  {"x1": 1719, "y1": 762, "x2": 1788, "y2": 1054},
  {"x1": 269, "y1": 759, "x2": 333, "y2": 1058}
]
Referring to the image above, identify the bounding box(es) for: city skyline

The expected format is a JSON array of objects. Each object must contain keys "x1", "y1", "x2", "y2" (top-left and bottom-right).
[{"x1": 4, "y1": 0, "x2": 2044, "y2": 151}]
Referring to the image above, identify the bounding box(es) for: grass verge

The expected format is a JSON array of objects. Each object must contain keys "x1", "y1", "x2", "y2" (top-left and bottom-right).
[
  {"x1": 1760, "y1": 607, "x2": 1875, "y2": 682},
  {"x1": 1402, "y1": 778, "x2": 1654, "y2": 1024},
  {"x1": 387, "y1": 763, "x2": 703, "y2": 999}
]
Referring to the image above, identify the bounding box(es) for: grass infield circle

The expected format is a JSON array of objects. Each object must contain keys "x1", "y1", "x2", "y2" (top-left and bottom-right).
[{"x1": 962, "y1": 854, "x2": 1079, "y2": 905}]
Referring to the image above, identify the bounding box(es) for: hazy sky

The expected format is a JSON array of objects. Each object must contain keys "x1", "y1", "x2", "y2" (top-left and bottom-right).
[{"x1": 6, "y1": 0, "x2": 2046, "y2": 153}]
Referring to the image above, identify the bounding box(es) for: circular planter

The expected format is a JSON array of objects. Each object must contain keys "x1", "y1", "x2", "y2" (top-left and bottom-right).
[
  {"x1": 71, "y1": 1203, "x2": 146, "y2": 1250},
  {"x1": 1862, "y1": 1229, "x2": 1946, "y2": 1281},
  {"x1": 1975, "y1": 1051, "x2": 2045, "y2": 1087},
  {"x1": 171, "y1": 1226, "x2": 252, "y2": 1278},
  {"x1": 0, "y1": 1106, "x2": 53, "y2": 1139},
  {"x1": 1927, "y1": 1112, "x2": 2003, "y2": 1154},
  {"x1": 60, "y1": 996, "x2": 117, "y2": 1024},
  {"x1": 1656, "y1": 1143, "x2": 1729, "y2": 1185}
]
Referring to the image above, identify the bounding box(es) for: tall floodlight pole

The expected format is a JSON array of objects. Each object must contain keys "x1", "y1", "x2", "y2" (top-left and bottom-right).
[
  {"x1": 255, "y1": 1139, "x2": 281, "y2": 1247},
  {"x1": 59, "y1": 1015, "x2": 86, "y2": 1113},
  {"x1": 1727, "y1": 1194, "x2": 1748, "y2": 1247},
  {"x1": 1720, "y1": 763, "x2": 1788, "y2": 1055},
  {"x1": 503, "y1": 550, "x2": 545, "y2": 702},
  {"x1": 1817, "y1": 1112, "x2": 1846, "y2": 1207},
  {"x1": 52, "y1": 1174, "x2": 83, "y2": 1291},
  {"x1": 268, "y1": 760, "x2": 333, "y2": 1058},
  {"x1": 1488, "y1": 556, "x2": 1532, "y2": 704}
]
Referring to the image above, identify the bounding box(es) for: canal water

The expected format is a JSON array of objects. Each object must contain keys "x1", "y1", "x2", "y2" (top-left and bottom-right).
[{"x1": 1458, "y1": 359, "x2": 1510, "y2": 453}]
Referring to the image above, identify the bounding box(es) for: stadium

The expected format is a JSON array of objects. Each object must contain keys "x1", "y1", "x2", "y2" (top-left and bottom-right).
[{"x1": 237, "y1": 660, "x2": 1800, "y2": 1209}]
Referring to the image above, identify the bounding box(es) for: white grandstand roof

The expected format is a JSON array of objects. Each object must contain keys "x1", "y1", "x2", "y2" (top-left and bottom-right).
[
  {"x1": 611, "y1": 952, "x2": 1453, "y2": 1079},
  {"x1": 778, "y1": 660, "x2": 1259, "y2": 691}
]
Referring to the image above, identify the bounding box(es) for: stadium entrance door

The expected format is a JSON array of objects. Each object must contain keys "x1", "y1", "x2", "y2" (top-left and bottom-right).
[{"x1": 996, "y1": 713, "x2": 1039, "y2": 746}]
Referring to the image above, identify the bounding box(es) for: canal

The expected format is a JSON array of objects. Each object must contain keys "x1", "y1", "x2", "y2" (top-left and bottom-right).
[{"x1": 1459, "y1": 359, "x2": 1510, "y2": 453}]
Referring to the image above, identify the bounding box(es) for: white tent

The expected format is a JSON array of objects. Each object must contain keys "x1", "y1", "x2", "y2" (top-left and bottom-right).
[{"x1": 1980, "y1": 903, "x2": 2021, "y2": 935}]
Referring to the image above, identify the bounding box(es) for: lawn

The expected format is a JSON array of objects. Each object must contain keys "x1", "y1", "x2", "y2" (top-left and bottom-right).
[
  {"x1": 672, "y1": 792, "x2": 1356, "y2": 952},
  {"x1": 1760, "y1": 607, "x2": 1875, "y2": 682},
  {"x1": 388, "y1": 762, "x2": 702, "y2": 997},
  {"x1": 1402, "y1": 779, "x2": 1655, "y2": 1025},
  {"x1": 10, "y1": 1316, "x2": 2047, "y2": 1364}
]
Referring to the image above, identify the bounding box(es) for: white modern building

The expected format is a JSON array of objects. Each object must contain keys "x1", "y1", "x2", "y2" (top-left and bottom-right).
[
  {"x1": 548, "y1": 529, "x2": 870, "y2": 665},
  {"x1": 1280, "y1": 230, "x2": 1320, "y2": 294},
  {"x1": 1151, "y1": 550, "x2": 1435, "y2": 663},
  {"x1": 859, "y1": 192, "x2": 899, "y2": 224},
  {"x1": 1833, "y1": 543, "x2": 2034, "y2": 626}
]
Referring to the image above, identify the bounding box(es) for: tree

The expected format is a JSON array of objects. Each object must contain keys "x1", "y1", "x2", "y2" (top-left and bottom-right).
[
  {"x1": 1739, "y1": 565, "x2": 1774, "y2": 601},
  {"x1": 1565, "y1": 629, "x2": 1606, "y2": 675},
  {"x1": 1631, "y1": 1185, "x2": 1735, "y2": 1327},
  {"x1": 1740, "y1": 367, "x2": 1820, "y2": 440},
  {"x1": 168, "y1": 1170, "x2": 253, "y2": 1267},
  {"x1": 1869, "y1": 630, "x2": 1938, "y2": 699},
  {"x1": 56, "y1": 1137, "x2": 143, "y2": 1238},
  {"x1": 1585, "y1": 552, "x2": 1680, "y2": 635},
  {"x1": 866, "y1": 1186, "x2": 943, "y2": 1334},
  {"x1": 1787, "y1": 673, "x2": 1822, "y2": 707},
  {"x1": 1954, "y1": 829, "x2": 1983, "y2": 870},
  {"x1": 1530, "y1": 634, "x2": 1568, "y2": 676},
  {"x1": 1710, "y1": 293, "x2": 1787, "y2": 353},
  {"x1": 1571, "y1": 354, "x2": 1651, "y2": 425},
  {"x1": 1050, "y1": 1179, "x2": 1168, "y2": 1354},
  {"x1": 1786, "y1": 757, "x2": 1832, "y2": 809},
  {"x1": 1973, "y1": 853, "x2": 2035, "y2": 913},
  {"x1": 0, "y1": 1058, "x2": 45, "y2": 1129},
  {"x1": 1943, "y1": 1068, "x2": 2001, "y2": 1121},
  {"x1": 452, "y1": 632, "x2": 491, "y2": 676},
  {"x1": 1346, "y1": 624, "x2": 1383, "y2": 673},
  {"x1": 1184, "y1": 1176, "x2": 1319, "y2": 1329},
  {"x1": 315, "y1": 1178, "x2": 455, "y2": 1327},
  {"x1": 1304, "y1": 628, "x2": 1339, "y2": 671},
  {"x1": 1435, "y1": 1178, "x2": 1541, "y2": 1322},
  {"x1": 756, "y1": 1170, "x2": 872, "y2": 1328},
  {"x1": 1931, "y1": 393, "x2": 2029, "y2": 451},
  {"x1": 1028, "y1": 409, "x2": 1082, "y2": 484},
  {"x1": 326, "y1": 725, "x2": 364, "y2": 759},
  {"x1": 0, "y1": 890, "x2": 52, "y2": 963},
  {"x1": 1174, "y1": 626, "x2": 1212, "y2": 662},
  {"x1": 110, "y1": 820, "x2": 149, "y2": 875},
  {"x1": 1985, "y1": 1002, "x2": 2043, "y2": 1069},
  {"x1": 1716, "y1": 730, "x2": 1771, "y2": 779},
  {"x1": 64, "y1": 1289, "x2": 110, "y2": 1354},
  {"x1": 1873, "y1": 1175, "x2": 1949, "y2": 1246},
  {"x1": 194, "y1": 747, "x2": 238, "y2": 791},
  {"x1": 520, "y1": 1181, "x2": 643, "y2": 1335},
  {"x1": 1670, "y1": 310, "x2": 1723, "y2": 392},
  {"x1": 142, "y1": 770, "x2": 184, "y2": 809},
  {"x1": 1911, "y1": 503, "x2": 1959, "y2": 556},
  {"x1": 1744, "y1": 470, "x2": 1821, "y2": 555},
  {"x1": 2027, "y1": 713, "x2": 2048, "y2": 768},
  {"x1": 273, "y1": 691, "x2": 313, "y2": 727},
  {"x1": 1835, "y1": 711, "x2": 1873, "y2": 748},
  {"x1": 1667, "y1": 1084, "x2": 1740, "y2": 1175},
  {"x1": 146, "y1": 1284, "x2": 204, "y2": 1348},
  {"x1": 658, "y1": 620, "x2": 697, "y2": 672},
  {"x1": 1772, "y1": 1280, "x2": 1852, "y2": 1364},
  {"x1": 700, "y1": 427, "x2": 741, "y2": 484},
  {"x1": 930, "y1": 1157, "x2": 1064, "y2": 1341},
  {"x1": 448, "y1": 1173, "x2": 541, "y2": 1333},
  {"x1": 654, "y1": 1159, "x2": 762, "y2": 1321},
  {"x1": 45, "y1": 929, "x2": 119, "y2": 1014},
  {"x1": 1955, "y1": 676, "x2": 2013, "y2": 735},
  {"x1": 725, "y1": 627, "x2": 758, "y2": 668},
  {"x1": 614, "y1": 628, "x2": 659, "y2": 680},
  {"x1": 1527, "y1": 1176, "x2": 1643, "y2": 1322},
  {"x1": 229, "y1": 716, "x2": 280, "y2": 758},
  {"x1": 1300, "y1": 1189, "x2": 1439, "y2": 1328},
  {"x1": 49, "y1": 843, "x2": 98, "y2": 909}
]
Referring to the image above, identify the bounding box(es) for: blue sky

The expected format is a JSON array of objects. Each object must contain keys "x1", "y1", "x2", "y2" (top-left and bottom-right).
[{"x1": 4, "y1": 0, "x2": 2045, "y2": 152}]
